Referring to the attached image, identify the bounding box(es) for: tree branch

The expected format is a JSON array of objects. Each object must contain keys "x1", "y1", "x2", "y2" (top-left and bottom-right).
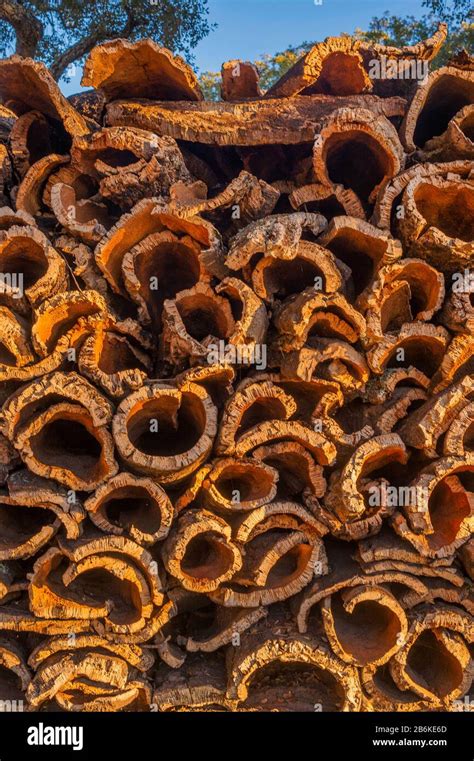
[
  {"x1": 0, "y1": 0, "x2": 43, "y2": 57},
  {"x1": 50, "y1": 3, "x2": 137, "y2": 81},
  {"x1": 49, "y1": 30, "x2": 101, "y2": 80}
]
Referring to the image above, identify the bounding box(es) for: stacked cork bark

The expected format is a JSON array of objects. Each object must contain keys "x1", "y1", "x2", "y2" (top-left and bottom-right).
[{"x1": 0, "y1": 24, "x2": 472, "y2": 712}]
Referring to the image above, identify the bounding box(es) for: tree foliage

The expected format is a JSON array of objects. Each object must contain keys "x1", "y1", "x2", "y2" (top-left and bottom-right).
[{"x1": 0, "y1": 0, "x2": 214, "y2": 80}]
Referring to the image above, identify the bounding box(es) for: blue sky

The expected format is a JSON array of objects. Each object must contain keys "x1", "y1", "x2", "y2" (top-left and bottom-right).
[{"x1": 61, "y1": 0, "x2": 427, "y2": 95}]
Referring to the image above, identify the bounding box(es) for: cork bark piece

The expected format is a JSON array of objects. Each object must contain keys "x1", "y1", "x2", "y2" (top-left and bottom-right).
[
  {"x1": 169, "y1": 170, "x2": 280, "y2": 225},
  {"x1": 397, "y1": 375, "x2": 474, "y2": 456},
  {"x1": 391, "y1": 455, "x2": 474, "y2": 558},
  {"x1": 221, "y1": 60, "x2": 261, "y2": 101},
  {"x1": 226, "y1": 212, "x2": 327, "y2": 271},
  {"x1": 8, "y1": 111, "x2": 53, "y2": 178},
  {"x1": 210, "y1": 502, "x2": 326, "y2": 608},
  {"x1": 153, "y1": 652, "x2": 228, "y2": 711},
  {"x1": 84, "y1": 472, "x2": 173, "y2": 545},
  {"x1": 367, "y1": 322, "x2": 449, "y2": 377},
  {"x1": 226, "y1": 607, "x2": 362, "y2": 711},
  {"x1": 289, "y1": 182, "x2": 366, "y2": 221},
  {"x1": 82, "y1": 39, "x2": 203, "y2": 102},
  {"x1": 273, "y1": 290, "x2": 367, "y2": 351},
  {"x1": 359, "y1": 23, "x2": 448, "y2": 98},
  {"x1": 95, "y1": 199, "x2": 223, "y2": 297},
  {"x1": 421, "y1": 104, "x2": 474, "y2": 161},
  {"x1": 317, "y1": 216, "x2": 403, "y2": 299},
  {"x1": 312, "y1": 109, "x2": 405, "y2": 205},
  {"x1": 77, "y1": 320, "x2": 152, "y2": 399},
  {"x1": 106, "y1": 94, "x2": 406, "y2": 147},
  {"x1": 0, "y1": 56, "x2": 89, "y2": 137},
  {"x1": 398, "y1": 175, "x2": 474, "y2": 273},
  {"x1": 0, "y1": 225, "x2": 67, "y2": 310},
  {"x1": 371, "y1": 158, "x2": 473, "y2": 230},
  {"x1": 201, "y1": 457, "x2": 278, "y2": 512},
  {"x1": 251, "y1": 441, "x2": 327, "y2": 500},
  {"x1": 440, "y1": 289, "x2": 474, "y2": 335},
  {"x1": 324, "y1": 433, "x2": 408, "y2": 523},
  {"x1": 0, "y1": 636, "x2": 30, "y2": 705},
  {"x1": 360, "y1": 258, "x2": 444, "y2": 342},
  {"x1": 266, "y1": 36, "x2": 372, "y2": 98},
  {"x1": 400, "y1": 66, "x2": 474, "y2": 152},
  {"x1": 71, "y1": 127, "x2": 192, "y2": 211},
  {"x1": 14, "y1": 401, "x2": 118, "y2": 491},
  {"x1": 27, "y1": 650, "x2": 151, "y2": 711},
  {"x1": 162, "y1": 509, "x2": 242, "y2": 593},
  {"x1": 161, "y1": 282, "x2": 235, "y2": 368},
  {"x1": 389, "y1": 605, "x2": 473, "y2": 707},
  {"x1": 0, "y1": 469, "x2": 84, "y2": 559},
  {"x1": 112, "y1": 382, "x2": 217, "y2": 483},
  {"x1": 250, "y1": 240, "x2": 344, "y2": 302},
  {"x1": 321, "y1": 584, "x2": 408, "y2": 667}
]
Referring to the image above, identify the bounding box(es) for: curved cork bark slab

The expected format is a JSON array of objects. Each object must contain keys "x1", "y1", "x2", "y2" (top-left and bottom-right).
[
  {"x1": 273, "y1": 290, "x2": 367, "y2": 351},
  {"x1": 85, "y1": 472, "x2": 173, "y2": 545},
  {"x1": 95, "y1": 198, "x2": 224, "y2": 296},
  {"x1": 82, "y1": 39, "x2": 203, "y2": 102},
  {"x1": 1, "y1": 371, "x2": 113, "y2": 442},
  {"x1": 289, "y1": 181, "x2": 366, "y2": 221},
  {"x1": 201, "y1": 457, "x2": 278, "y2": 512},
  {"x1": 398, "y1": 175, "x2": 474, "y2": 273},
  {"x1": 0, "y1": 469, "x2": 84, "y2": 559},
  {"x1": 391, "y1": 455, "x2": 474, "y2": 558},
  {"x1": 106, "y1": 94, "x2": 406, "y2": 147},
  {"x1": 321, "y1": 584, "x2": 408, "y2": 667},
  {"x1": 372, "y1": 158, "x2": 473, "y2": 230},
  {"x1": 14, "y1": 401, "x2": 118, "y2": 491},
  {"x1": 400, "y1": 66, "x2": 474, "y2": 152},
  {"x1": 169, "y1": 170, "x2": 280, "y2": 224},
  {"x1": 421, "y1": 104, "x2": 474, "y2": 161},
  {"x1": 226, "y1": 212, "x2": 327, "y2": 270},
  {"x1": 249, "y1": 240, "x2": 344, "y2": 302},
  {"x1": 0, "y1": 225, "x2": 67, "y2": 309},
  {"x1": 318, "y1": 216, "x2": 402, "y2": 298},
  {"x1": 78, "y1": 320, "x2": 152, "y2": 399},
  {"x1": 161, "y1": 282, "x2": 235, "y2": 368},
  {"x1": 113, "y1": 381, "x2": 217, "y2": 483},
  {"x1": 27, "y1": 649, "x2": 151, "y2": 711},
  {"x1": 360, "y1": 258, "x2": 444, "y2": 341},
  {"x1": 71, "y1": 127, "x2": 192, "y2": 212},
  {"x1": 226, "y1": 607, "x2": 361, "y2": 711},
  {"x1": 266, "y1": 37, "x2": 372, "y2": 98},
  {"x1": 0, "y1": 57, "x2": 89, "y2": 137},
  {"x1": 153, "y1": 652, "x2": 228, "y2": 711},
  {"x1": 221, "y1": 60, "x2": 261, "y2": 101},
  {"x1": 367, "y1": 322, "x2": 449, "y2": 377},
  {"x1": 162, "y1": 509, "x2": 242, "y2": 593},
  {"x1": 312, "y1": 109, "x2": 405, "y2": 205},
  {"x1": 0, "y1": 636, "x2": 30, "y2": 705},
  {"x1": 210, "y1": 501, "x2": 326, "y2": 608},
  {"x1": 9, "y1": 111, "x2": 53, "y2": 178},
  {"x1": 389, "y1": 605, "x2": 473, "y2": 708},
  {"x1": 324, "y1": 433, "x2": 408, "y2": 523}
]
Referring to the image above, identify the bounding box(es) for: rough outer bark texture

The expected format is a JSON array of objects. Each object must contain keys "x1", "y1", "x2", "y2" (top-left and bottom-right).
[{"x1": 0, "y1": 25, "x2": 471, "y2": 713}]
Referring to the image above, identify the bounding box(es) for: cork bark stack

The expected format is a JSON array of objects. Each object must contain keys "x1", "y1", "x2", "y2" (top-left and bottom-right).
[{"x1": 0, "y1": 24, "x2": 472, "y2": 712}]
